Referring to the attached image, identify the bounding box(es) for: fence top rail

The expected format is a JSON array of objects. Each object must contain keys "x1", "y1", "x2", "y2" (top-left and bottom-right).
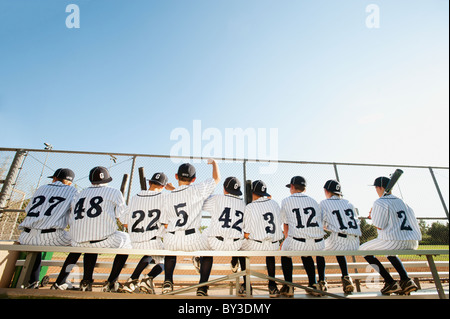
[
  {"x1": 0, "y1": 244, "x2": 448, "y2": 257},
  {"x1": 1, "y1": 147, "x2": 448, "y2": 170}
]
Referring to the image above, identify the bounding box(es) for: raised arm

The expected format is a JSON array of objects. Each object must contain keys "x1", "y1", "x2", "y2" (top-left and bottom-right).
[{"x1": 207, "y1": 158, "x2": 221, "y2": 184}]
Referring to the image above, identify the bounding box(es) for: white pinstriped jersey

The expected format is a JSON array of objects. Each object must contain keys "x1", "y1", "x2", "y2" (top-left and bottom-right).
[
  {"x1": 280, "y1": 193, "x2": 325, "y2": 239},
  {"x1": 19, "y1": 181, "x2": 78, "y2": 231},
  {"x1": 243, "y1": 198, "x2": 283, "y2": 242},
  {"x1": 161, "y1": 178, "x2": 217, "y2": 232},
  {"x1": 371, "y1": 194, "x2": 421, "y2": 241},
  {"x1": 68, "y1": 185, "x2": 126, "y2": 243},
  {"x1": 320, "y1": 196, "x2": 362, "y2": 236},
  {"x1": 121, "y1": 190, "x2": 166, "y2": 243},
  {"x1": 202, "y1": 194, "x2": 246, "y2": 239}
]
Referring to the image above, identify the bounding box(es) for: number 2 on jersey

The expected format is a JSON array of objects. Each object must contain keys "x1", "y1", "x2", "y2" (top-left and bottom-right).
[{"x1": 397, "y1": 210, "x2": 413, "y2": 231}]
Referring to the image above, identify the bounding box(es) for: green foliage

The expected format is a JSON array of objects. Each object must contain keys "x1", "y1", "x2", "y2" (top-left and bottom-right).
[
  {"x1": 420, "y1": 222, "x2": 449, "y2": 245},
  {"x1": 359, "y1": 218, "x2": 377, "y2": 244}
]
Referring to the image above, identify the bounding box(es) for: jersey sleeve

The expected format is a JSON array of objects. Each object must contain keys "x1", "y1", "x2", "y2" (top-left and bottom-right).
[
  {"x1": 194, "y1": 178, "x2": 217, "y2": 201},
  {"x1": 319, "y1": 201, "x2": 329, "y2": 228},
  {"x1": 119, "y1": 204, "x2": 131, "y2": 225},
  {"x1": 201, "y1": 195, "x2": 217, "y2": 213},
  {"x1": 242, "y1": 205, "x2": 252, "y2": 235},
  {"x1": 114, "y1": 189, "x2": 127, "y2": 220},
  {"x1": 160, "y1": 197, "x2": 170, "y2": 225},
  {"x1": 371, "y1": 200, "x2": 388, "y2": 230},
  {"x1": 280, "y1": 199, "x2": 287, "y2": 225}
]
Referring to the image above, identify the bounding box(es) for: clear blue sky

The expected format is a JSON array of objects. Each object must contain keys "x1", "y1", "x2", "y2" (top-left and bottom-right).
[
  {"x1": 0, "y1": 0, "x2": 448, "y2": 220},
  {"x1": 0, "y1": 0, "x2": 448, "y2": 167}
]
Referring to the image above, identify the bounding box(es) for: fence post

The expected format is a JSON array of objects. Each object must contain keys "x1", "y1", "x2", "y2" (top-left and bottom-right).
[
  {"x1": 126, "y1": 156, "x2": 137, "y2": 205},
  {"x1": 333, "y1": 163, "x2": 340, "y2": 182},
  {"x1": 429, "y1": 167, "x2": 449, "y2": 221},
  {"x1": 0, "y1": 150, "x2": 27, "y2": 217}
]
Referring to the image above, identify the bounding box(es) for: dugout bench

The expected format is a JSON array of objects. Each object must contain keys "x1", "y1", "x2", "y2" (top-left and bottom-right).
[{"x1": 0, "y1": 243, "x2": 448, "y2": 299}]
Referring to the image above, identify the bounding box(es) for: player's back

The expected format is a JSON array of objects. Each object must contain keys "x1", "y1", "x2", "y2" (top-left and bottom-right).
[
  {"x1": 243, "y1": 198, "x2": 283, "y2": 242},
  {"x1": 202, "y1": 194, "x2": 246, "y2": 239},
  {"x1": 124, "y1": 190, "x2": 165, "y2": 243},
  {"x1": 320, "y1": 196, "x2": 361, "y2": 236},
  {"x1": 281, "y1": 193, "x2": 325, "y2": 239},
  {"x1": 69, "y1": 185, "x2": 126, "y2": 242},
  {"x1": 19, "y1": 181, "x2": 78, "y2": 230},
  {"x1": 372, "y1": 195, "x2": 422, "y2": 241},
  {"x1": 162, "y1": 178, "x2": 216, "y2": 232}
]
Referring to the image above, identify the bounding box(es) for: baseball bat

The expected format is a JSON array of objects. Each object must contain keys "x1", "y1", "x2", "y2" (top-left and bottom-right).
[
  {"x1": 245, "y1": 180, "x2": 252, "y2": 204},
  {"x1": 120, "y1": 174, "x2": 129, "y2": 195},
  {"x1": 138, "y1": 167, "x2": 147, "y2": 190},
  {"x1": 383, "y1": 169, "x2": 404, "y2": 195}
]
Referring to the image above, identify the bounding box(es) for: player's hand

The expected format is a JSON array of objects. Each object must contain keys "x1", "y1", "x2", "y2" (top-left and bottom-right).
[
  {"x1": 368, "y1": 208, "x2": 372, "y2": 220},
  {"x1": 207, "y1": 158, "x2": 215, "y2": 165},
  {"x1": 165, "y1": 183, "x2": 175, "y2": 191}
]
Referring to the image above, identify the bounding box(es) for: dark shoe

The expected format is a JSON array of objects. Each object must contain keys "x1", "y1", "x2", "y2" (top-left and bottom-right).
[{"x1": 380, "y1": 281, "x2": 402, "y2": 295}]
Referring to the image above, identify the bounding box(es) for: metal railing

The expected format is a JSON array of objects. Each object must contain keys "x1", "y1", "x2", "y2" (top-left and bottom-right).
[{"x1": 1, "y1": 147, "x2": 448, "y2": 242}]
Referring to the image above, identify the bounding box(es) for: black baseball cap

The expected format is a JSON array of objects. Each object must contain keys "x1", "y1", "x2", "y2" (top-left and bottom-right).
[
  {"x1": 177, "y1": 163, "x2": 196, "y2": 179},
  {"x1": 89, "y1": 166, "x2": 113, "y2": 184},
  {"x1": 149, "y1": 172, "x2": 168, "y2": 186},
  {"x1": 252, "y1": 180, "x2": 270, "y2": 197},
  {"x1": 371, "y1": 176, "x2": 390, "y2": 188},
  {"x1": 324, "y1": 179, "x2": 342, "y2": 195},
  {"x1": 286, "y1": 176, "x2": 307, "y2": 188},
  {"x1": 224, "y1": 176, "x2": 242, "y2": 196},
  {"x1": 48, "y1": 168, "x2": 75, "y2": 182}
]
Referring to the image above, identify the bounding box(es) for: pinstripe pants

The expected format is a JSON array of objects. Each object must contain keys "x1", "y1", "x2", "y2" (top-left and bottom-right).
[
  {"x1": 72, "y1": 231, "x2": 132, "y2": 249},
  {"x1": 359, "y1": 238, "x2": 418, "y2": 251},
  {"x1": 324, "y1": 232, "x2": 360, "y2": 251},
  {"x1": 19, "y1": 229, "x2": 71, "y2": 246},
  {"x1": 163, "y1": 231, "x2": 208, "y2": 251}
]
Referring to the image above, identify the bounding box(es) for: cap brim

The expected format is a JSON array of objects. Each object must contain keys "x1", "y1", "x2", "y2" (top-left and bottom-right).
[
  {"x1": 253, "y1": 191, "x2": 271, "y2": 197},
  {"x1": 285, "y1": 184, "x2": 291, "y2": 188},
  {"x1": 91, "y1": 177, "x2": 113, "y2": 184},
  {"x1": 150, "y1": 179, "x2": 166, "y2": 186},
  {"x1": 228, "y1": 189, "x2": 243, "y2": 196}
]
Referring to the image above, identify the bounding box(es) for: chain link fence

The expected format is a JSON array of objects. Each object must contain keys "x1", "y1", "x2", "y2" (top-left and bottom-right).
[{"x1": 0, "y1": 147, "x2": 448, "y2": 245}]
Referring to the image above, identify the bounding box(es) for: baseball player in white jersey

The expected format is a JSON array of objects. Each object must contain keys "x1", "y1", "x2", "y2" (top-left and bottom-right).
[
  {"x1": 196, "y1": 176, "x2": 246, "y2": 296},
  {"x1": 55, "y1": 166, "x2": 132, "y2": 292},
  {"x1": 317, "y1": 179, "x2": 361, "y2": 294},
  {"x1": 18, "y1": 168, "x2": 78, "y2": 288},
  {"x1": 160, "y1": 159, "x2": 220, "y2": 294},
  {"x1": 360, "y1": 176, "x2": 421, "y2": 295},
  {"x1": 119, "y1": 172, "x2": 174, "y2": 294},
  {"x1": 280, "y1": 176, "x2": 325, "y2": 297},
  {"x1": 240, "y1": 180, "x2": 283, "y2": 298}
]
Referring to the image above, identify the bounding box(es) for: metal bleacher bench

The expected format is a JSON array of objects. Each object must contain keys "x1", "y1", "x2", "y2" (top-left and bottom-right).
[{"x1": 1, "y1": 243, "x2": 448, "y2": 299}]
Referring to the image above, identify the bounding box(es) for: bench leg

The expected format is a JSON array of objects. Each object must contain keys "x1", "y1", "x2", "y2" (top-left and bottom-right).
[
  {"x1": 425, "y1": 254, "x2": 446, "y2": 299},
  {"x1": 16, "y1": 252, "x2": 39, "y2": 288},
  {"x1": 354, "y1": 279, "x2": 362, "y2": 292},
  {"x1": 245, "y1": 257, "x2": 251, "y2": 298},
  {"x1": 413, "y1": 277, "x2": 421, "y2": 290}
]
